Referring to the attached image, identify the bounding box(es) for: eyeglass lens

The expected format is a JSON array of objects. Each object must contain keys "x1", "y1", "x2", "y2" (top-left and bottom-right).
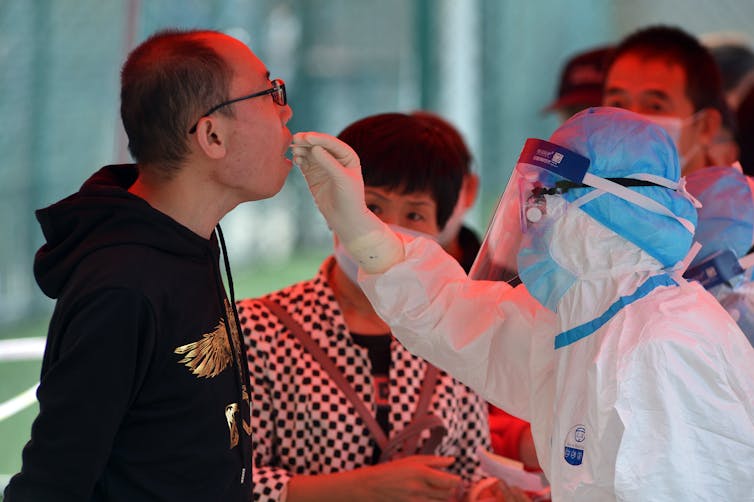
[{"x1": 272, "y1": 80, "x2": 287, "y2": 106}]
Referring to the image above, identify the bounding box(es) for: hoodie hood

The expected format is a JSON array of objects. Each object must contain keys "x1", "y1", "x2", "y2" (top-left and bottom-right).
[{"x1": 34, "y1": 164, "x2": 216, "y2": 298}]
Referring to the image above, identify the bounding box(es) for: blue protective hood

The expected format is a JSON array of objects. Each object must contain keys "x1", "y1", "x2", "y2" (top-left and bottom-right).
[
  {"x1": 686, "y1": 165, "x2": 754, "y2": 266},
  {"x1": 549, "y1": 107, "x2": 698, "y2": 268}
]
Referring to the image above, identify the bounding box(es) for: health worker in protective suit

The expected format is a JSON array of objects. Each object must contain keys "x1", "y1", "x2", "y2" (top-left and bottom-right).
[
  {"x1": 684, "y1": 165, "x2": 754, "y2": 346},
  {"x1": 291, "y1": 107, "x2": 754, "y2": 501}
]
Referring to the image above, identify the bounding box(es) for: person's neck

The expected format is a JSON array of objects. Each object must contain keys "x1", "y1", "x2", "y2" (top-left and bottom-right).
[
  {"x1": 328, "y1": 259, "x2": 390, "y2": 335},
  {"x1": 682, "y1": 148, "x2": 710, "y2": 176},
  {"x1": 128, "y1": 164, "x2": 232, "y2": 239}
]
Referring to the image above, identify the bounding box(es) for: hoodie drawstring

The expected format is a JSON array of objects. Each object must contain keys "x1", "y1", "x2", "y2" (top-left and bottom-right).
[{"x1": 214, "y1": 224, "x2": 252, "y2": 486}]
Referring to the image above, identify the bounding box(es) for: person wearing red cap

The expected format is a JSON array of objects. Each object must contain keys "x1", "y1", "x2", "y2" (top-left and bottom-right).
[{"x1": 544, "y1": 46, "x2": 613, "y2": 123}]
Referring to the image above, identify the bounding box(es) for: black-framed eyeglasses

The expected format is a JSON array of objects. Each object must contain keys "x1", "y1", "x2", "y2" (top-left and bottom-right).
[{"x1": 188, "y1": 78, "x2": 286, "y2": 134}]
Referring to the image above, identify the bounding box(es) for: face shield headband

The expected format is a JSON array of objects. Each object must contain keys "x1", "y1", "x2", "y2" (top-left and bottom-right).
[{"x1": 470, "y1": 138, "x2": 699, "y2": 284}]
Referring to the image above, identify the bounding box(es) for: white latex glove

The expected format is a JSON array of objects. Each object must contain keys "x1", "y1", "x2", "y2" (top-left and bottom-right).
[{"x1": 292, "y1": 131, "x2": 404, "y2": 273}]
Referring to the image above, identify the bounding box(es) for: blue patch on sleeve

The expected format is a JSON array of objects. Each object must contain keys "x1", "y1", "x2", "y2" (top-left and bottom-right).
[{"x1": 564, "y1": 446, "x2": 584, "y2": 465}]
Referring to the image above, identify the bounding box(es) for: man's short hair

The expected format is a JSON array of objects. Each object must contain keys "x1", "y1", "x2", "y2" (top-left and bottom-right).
[
  {"x1": 609, "y1": 25, "x2": 725, "y2": 115},
  {"x1": 337, "y1": 112, "x2": 472, "y2": 229},
  {"x1": 120, "y1": 29, "x2": 234, "y2": 175}
]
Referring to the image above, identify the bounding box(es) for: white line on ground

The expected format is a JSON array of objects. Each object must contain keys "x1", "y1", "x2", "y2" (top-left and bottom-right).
[
  {"x1": 0, "y1": 337, "x2": 45, "y2": 362},
  {"x1": 0, "y1": 384, "x2": 39, "y2": 422},
  {"x1": 0, "y1": 337, "x2": 44, "y2": 422}
]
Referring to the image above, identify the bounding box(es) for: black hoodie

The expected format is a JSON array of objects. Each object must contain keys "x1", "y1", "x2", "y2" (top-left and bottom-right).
[{"x1": 4, "y1": 165, "x2": 252, "y2": 501}]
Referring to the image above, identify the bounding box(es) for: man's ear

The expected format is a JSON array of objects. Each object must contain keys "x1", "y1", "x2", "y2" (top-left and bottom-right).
[
  {"x1": 460, "y1": 173, "x2": 480, "y2": 210},
  {"x1": 194, "y1": 117, "x2": 228, "y2": 160},
  {"x1": 697, "y1": 107, "x2": 722, "y2": 146}
]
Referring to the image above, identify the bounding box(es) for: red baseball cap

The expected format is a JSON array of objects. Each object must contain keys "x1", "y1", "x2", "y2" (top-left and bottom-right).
[{"x1": 544, "y1": 46, "x2": 613, "y2": 113}]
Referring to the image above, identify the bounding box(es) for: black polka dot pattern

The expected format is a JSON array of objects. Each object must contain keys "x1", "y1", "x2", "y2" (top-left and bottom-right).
[{"x1": 238, "y1": 257, "x2": 491, "y2": 501}]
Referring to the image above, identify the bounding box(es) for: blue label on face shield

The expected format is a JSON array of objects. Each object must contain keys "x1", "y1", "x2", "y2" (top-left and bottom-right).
[{"x1": 520, "y1": 138, "x2": 591, "y2": 184}]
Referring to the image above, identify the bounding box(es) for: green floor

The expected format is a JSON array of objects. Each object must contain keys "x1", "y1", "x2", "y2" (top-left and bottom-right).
[{"x1": 0, "y1": 250, "x2": 327, "y2": 496}]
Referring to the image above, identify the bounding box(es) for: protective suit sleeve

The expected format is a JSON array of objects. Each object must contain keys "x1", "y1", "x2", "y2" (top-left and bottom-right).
[
  {"x1": 358, "y1": 234, "x2": 550, "y2": 421},
  {"x1": 614, "y1": 321, "x2": 754, "y2": 500}
]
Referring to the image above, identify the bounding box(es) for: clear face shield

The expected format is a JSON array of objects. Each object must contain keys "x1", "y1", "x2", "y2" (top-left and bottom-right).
[
  {"x1": 470, "y1": 138, "x2": 698, "y2": 286},
  {"x1": 469, "y1": 139, "x2": 591, "y2": 284}
]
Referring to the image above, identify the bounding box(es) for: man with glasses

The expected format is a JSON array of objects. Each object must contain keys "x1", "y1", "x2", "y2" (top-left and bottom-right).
[
  {"x1": 188, "y1": 78, "x2": 287, "y2": 134},
  {"x1": 5, "y1": 29, "x2": 292, "y2": 501}
]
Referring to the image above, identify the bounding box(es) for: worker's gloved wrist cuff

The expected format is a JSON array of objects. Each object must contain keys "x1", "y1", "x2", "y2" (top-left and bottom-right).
[{"x1": 344, "y1": 227, "x2": 405, "y2": 274}]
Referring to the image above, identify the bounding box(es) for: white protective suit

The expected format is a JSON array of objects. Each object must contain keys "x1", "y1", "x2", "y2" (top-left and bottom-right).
[
  {"x1": 352, "y1": 109, "x2": 754, "y2": 501},
  {"x1": 684, "y1": 165, "x2": 754, "y2": 347}
]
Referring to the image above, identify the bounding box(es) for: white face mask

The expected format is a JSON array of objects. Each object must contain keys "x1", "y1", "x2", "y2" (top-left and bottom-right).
[
  {"x1": 641, "y1": 113, "x2": 701, "y2": 170},
  {"x1": 642, "y1": 114, "x2": 685, "y2": 144}
]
